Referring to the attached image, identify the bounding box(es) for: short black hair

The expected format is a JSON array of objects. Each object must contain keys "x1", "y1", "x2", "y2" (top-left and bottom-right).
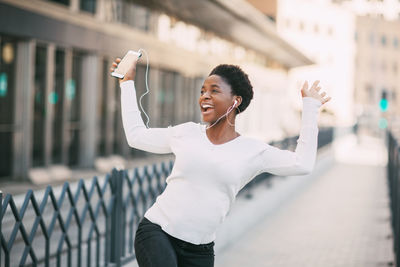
[{"x1": 209, "y1": 64, "x2": 253, "y2": 114}]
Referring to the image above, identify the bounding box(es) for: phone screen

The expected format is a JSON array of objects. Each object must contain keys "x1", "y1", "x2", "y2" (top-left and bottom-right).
[{"x1": 111, "y1": 50, "x2": 141, "y2": 79}]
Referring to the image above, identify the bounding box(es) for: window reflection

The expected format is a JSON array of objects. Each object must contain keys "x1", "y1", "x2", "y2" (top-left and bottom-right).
[
  {"x1": 32, "y1": 45, "x2": 47, "y2": 167},
  {"x1": 97, "y1": 59, "x2": 108, "y2": 156},
  {"x1": 0, "y1": 37, "x2": 16, "y2": 178},
  {"x1": 48, "y1": 0, "x2": 69, "y2": 6},
  {"x1": 81, "y1": 0, "x2": 96, "y2": 14},
  {"x1": 52, "y1": 49, "x2": 65, "y2": 164},
  {"x1": 68, "y1": 51, "x2": 83, "y2": 166}
]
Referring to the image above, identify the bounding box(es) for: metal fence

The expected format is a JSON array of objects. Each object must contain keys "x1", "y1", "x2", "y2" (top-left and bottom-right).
[
  {"x1": 388, "y1": 130, "x2": 400, "y2": 266},
  {"x1": 1, "y1": 161, "x2": 174, "y2": 267},
  {"x1": 0, "y1": 127, "x2": 334, "y2": 267}
]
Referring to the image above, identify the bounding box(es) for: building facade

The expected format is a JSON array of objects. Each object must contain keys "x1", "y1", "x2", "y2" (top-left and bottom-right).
[
  {"x1": 354, "y1": 16, "x2": 400, "y2": 130},
  {"x1": 276, "y1": 0, "x2": 357, "y2": 127},
  {"x1": 276, "y1": 0, "x2": 400, "y2": 131},
  {"x1": 0, "y1": 0, "x2": 312, "y2": 181}
]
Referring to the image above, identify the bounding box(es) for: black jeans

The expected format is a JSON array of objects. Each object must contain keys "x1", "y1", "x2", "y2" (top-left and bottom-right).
[{"x1": 134, "y1": 217, "x2": 215, "y2": 267}]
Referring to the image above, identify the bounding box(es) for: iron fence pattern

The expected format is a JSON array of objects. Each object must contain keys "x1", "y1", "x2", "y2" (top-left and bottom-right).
[
  {"x1": 388, "y1": 130, "x2": 400, "y2": 266},
  {"x1": 1, "y1": 161, "x2": 173, "y2": 267},
  {"x1": 1, "y1": 128, "x2": 333, "y2": 267}
]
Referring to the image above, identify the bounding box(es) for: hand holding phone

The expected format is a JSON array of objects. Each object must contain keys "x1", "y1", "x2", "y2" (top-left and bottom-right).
[{"x1": 111, "y1": 50, "x2": 142, "y2": 79}]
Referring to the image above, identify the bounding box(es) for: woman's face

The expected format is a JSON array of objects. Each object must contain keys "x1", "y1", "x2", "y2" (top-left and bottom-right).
[{"x1": 198, "y1": 74, "x2": 236, "y2": 123}]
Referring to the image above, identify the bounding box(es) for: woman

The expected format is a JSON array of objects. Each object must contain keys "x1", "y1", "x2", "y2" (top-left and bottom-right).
[{"x1": 110, "y1": 57, "x2": 331, "y2": 267}]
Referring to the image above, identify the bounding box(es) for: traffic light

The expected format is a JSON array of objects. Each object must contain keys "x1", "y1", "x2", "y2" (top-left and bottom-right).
[
  {"x1": 379, "y1": 90, "x2": 388, "y2": 112},
  {"x1": 378, "y1": 90, "x2": 389, "y2": 129}
]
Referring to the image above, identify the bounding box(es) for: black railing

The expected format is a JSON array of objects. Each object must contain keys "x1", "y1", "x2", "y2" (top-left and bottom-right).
[
  {"x1": 1, "y1": 127, "x2": 334, "y2": 267},
  {"x1": 388, "y1": 130, "x2": 400, "y2": 266},
  {"x1": 0, "y1": 161, "x2": 173, "y2": 267}
]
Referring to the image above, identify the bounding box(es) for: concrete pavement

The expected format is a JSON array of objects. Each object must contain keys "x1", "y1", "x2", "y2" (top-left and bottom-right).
[{"x1": 215, "y1": 134, "x2": 395, "y2": 267}]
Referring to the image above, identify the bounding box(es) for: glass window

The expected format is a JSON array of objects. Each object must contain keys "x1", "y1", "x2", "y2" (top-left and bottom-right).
[
  {"x1": 194, "y1": 77, "x2": 204, "y2": 121},
  {"x1": 68, "y1": 51, "x2": 83, "y2": 166},
  {"x1": 191, "y1": 76, "x2": 201, "y2": 122},
  {"x1": 0, "y1": 40, "x2": 16, "y2": 125},
  {"x1": 381, "y1": 35, "x2": 386, "y2": 46},
  {"x1": 158, "y1": 70, "x2": 176, "y2": 127},
  {"x1": 52, "y1": 49, "x2": 65, "y2": 164},
  {"x1": 48, "y1": 0, "x2": 69, "y2": 6},
  {"x1": 97, "y1": 59, "x2": 108, "y2": 156},
  {"x1": 0, "y1": 36, "x2": 17, "y2": 178},
  {"x1": 32, "y1": 45, "x2": 47, "y2": 167},
  {"x1": 80, "y1": 0, "x2": 96, "y2": 14},
  {"x1": 121, "y1": 2, "x2": 151, "y2": 32},
  {"x1": 112, "y1": 79, "x2": 123, "y2": 155},
  {"x1": 365, "y1": 85, "x2": 374, "y2": 104},
  {"x1": 369, "y1": 33, "x2": 374, "y2": 45},
  {"x1": 180, "y1": 77, "x2": 192, "y2": 123}
]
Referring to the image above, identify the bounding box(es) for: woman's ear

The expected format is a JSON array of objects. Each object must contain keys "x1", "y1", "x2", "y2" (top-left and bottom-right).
[{"x1": 236, "y1": 96, "x2": 242, "y2": 107}]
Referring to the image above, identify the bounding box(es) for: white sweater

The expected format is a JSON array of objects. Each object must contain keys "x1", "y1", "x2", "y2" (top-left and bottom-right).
[{"x1": 120, "y1": 80, "x2": 322, "y2": 245}]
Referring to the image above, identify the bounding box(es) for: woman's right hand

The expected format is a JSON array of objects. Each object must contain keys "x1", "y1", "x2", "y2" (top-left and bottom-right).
[
  {"x1": 301, "y1": 80, "x2": 331, "y2": 105},
  {"x1": 110, "y1": 57, "x2": 139, "y2": 84}
]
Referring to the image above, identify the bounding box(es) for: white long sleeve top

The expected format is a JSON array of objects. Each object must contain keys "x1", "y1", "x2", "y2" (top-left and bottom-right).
[{"x1": 120, "y1": 80, "x2": 322, "y2": 245}]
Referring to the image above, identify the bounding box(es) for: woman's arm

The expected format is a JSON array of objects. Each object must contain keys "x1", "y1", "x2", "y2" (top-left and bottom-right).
[
  {"x1": 258, "y1": 81, "x2": 330, "y2": 176},
  {"x1": 259, "y1": 97, "x2": 321, "y2": 176},
  {"x1": 111, "y1": 56, "x2": 173, "y2": 154},
  {"x1": 120, "y1": 80, "x2": 173, "y2": 154}
]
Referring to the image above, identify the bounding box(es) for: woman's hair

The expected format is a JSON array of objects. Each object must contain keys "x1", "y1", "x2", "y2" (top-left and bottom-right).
[{"x1": 209, "y1": 64, "x2": 253, "y2": 114}]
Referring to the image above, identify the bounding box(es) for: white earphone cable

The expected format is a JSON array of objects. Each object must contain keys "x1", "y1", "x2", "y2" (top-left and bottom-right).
[{"x1": 137, "y1": 48, "x2": 150, "y2": 128}]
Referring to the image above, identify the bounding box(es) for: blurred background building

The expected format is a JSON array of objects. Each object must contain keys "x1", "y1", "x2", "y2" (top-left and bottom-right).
[
  {"x1": 252, "y1": 0, "x2": 399, "y2": 133},
  {"x1": 276, "y1": 0, "x2": 356, "y2": 128},
  {"x1": 0, "y1": 0, "x2": 313, "y2": 182}
]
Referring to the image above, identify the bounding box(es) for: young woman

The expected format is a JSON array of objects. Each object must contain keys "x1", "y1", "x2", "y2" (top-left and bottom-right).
[{"x1": 110, "y1": 57, "x2": 331, "y2": 267}]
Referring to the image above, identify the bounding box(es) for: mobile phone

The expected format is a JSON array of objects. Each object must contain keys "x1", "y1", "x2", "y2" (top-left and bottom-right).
[{"x1": 111, "y1": 50, "x2": 142, "y2": 79}]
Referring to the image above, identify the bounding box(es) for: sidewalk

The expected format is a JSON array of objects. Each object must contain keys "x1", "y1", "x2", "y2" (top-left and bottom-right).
[{"x1": 215, "y1": 134, "x2": 395, "y2": 267}]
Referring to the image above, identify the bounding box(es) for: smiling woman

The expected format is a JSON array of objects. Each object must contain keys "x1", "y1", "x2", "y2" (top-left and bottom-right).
[{"x1": 109, "y1": 55, "x2": 330, "y2": 267}]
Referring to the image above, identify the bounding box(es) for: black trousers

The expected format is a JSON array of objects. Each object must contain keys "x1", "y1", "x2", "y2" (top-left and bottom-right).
[{"x1": 134, "y1": 217, "x2": 215, "y2": 267}]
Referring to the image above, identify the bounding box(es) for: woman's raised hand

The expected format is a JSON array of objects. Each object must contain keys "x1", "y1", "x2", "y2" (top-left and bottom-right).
[
  {"x1": 301, "y1": 80, "x2": 331, "y2": 105},
  {"x1": 110, "y1": 57, "x2": 139, "y2": 83}
]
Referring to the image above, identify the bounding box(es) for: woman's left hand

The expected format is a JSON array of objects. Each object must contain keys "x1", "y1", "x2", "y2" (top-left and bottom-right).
[{"x1": 301, "y1": 80, "x2": 331, "y2": 105}]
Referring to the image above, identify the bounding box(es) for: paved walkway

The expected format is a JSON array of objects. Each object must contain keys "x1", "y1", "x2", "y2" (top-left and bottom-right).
[{"x1": 215, "y1": 134, "x2": 395, "y2": 267}]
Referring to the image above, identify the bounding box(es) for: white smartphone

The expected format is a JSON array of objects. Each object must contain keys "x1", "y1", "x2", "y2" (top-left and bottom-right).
[{"x1": 111, "y1": 50, "x2": 142, "y2": 79}]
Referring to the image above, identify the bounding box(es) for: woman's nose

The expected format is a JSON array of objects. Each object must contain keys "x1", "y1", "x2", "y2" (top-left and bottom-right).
[{"x1": 202, "y1": 91, "x2": 211, "y2": 99}]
